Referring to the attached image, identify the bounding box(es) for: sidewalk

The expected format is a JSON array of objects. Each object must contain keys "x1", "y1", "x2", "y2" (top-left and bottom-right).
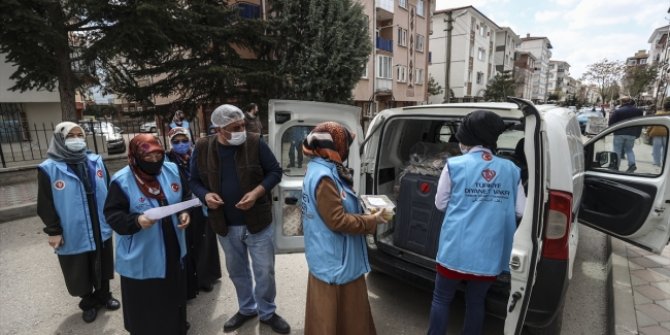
[
  {"x1": 1, "y1": 177, "x2": 670, "y2": 334},
  {"x1": 612, "y1": 238, "x2": 670, "y2": 335}
]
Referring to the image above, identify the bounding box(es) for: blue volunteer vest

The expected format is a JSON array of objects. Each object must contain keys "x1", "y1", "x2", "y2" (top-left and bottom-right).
[
  {"x1": 38, "y1": 154, "x2": 112, "y2": 255},
  {"x1": 111, "y1": 162, "x2": 187, "y2": 279},
  {"x1": 301, "y1": 157, "x2": 371, "y2": 285},
  {"x1": 436, "y1": 149, "x2": 520, "y2": 276}
]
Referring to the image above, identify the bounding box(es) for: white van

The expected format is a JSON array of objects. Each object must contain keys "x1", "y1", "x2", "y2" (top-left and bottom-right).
[{"x1": 268, "y1": 99, "x2": 670, "y2": 335}]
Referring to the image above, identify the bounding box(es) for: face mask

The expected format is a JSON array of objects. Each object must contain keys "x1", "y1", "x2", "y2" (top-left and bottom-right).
[
  {"x1": 64, "y1": 138, "x2": 87, "y2": 152},
  {"x1": 172, "y1": 142, "x2": 191, "y2": 155},
  {"x1": 227, "y1": 131, "x2": 247, "y2": 146},
  {"x1": 459, "y1": 143, "x2": 470, "y2": 154},
  {"x1": 137, "y1": 156, "x2": 164, "y2": 175}
]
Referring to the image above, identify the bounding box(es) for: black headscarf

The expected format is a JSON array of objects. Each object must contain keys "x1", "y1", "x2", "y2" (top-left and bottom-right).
[{"x1": 456, "y1": 110, "x2": 506, "y2": 149}]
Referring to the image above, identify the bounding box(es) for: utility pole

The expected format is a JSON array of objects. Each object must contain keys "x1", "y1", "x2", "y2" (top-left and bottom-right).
[{"x1": 443, "y1": 11, "x2": 453, "y2": 103}]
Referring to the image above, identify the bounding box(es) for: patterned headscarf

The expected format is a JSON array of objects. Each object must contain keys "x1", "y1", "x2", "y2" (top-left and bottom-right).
[
  {"x1": 128, "y1": 134, "x2": 165, "y2": 200},
  {"x1": 303, "y1": 122, "x2": 355, "y2": 185}
]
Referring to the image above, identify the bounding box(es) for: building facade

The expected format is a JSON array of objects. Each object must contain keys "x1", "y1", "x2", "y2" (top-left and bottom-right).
[
  {"x1": 495, "y1": 27, "x2": 520, "y2": 74},
  {"x1": 547, "y1": 60, "x2": 570, "y2": 102},
  {"x1": 648, "y1": 25, "x2": 669, "y2": 108},
  {"x1": 428, "y1": 6, "x2": 499, "y2": 103},
  {"x1": 517, "y1": 35, "x2": 552, "y2": 103},
  {"x1": 353, "y1": 0, "x2": 431, "y2": 118},
  {"x1": 513, "y1": 51, "x2": 535, "y2": 99}
]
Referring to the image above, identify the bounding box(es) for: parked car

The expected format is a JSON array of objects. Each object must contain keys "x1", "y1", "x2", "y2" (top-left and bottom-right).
[
  {"x1": 140, "y1": 120, "x2": 158, "y2": 133},
  {"x1": 577, "y1": 107, "x2": 603, "y2": 134},
  {"x1": 79, "y1": 121, "x2": 126, "y2": 154},
  {"x1": 268, "y1": 99, "x2": 670, "y2": 335}
]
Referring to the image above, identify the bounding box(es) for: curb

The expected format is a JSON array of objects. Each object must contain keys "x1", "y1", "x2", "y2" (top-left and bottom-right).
[
  {"x1": 608, "y1": 236, "x2": 639, "y2": 335},
  {"x1": 0, "y1": 203, "x2": 37, "y2": 223}
]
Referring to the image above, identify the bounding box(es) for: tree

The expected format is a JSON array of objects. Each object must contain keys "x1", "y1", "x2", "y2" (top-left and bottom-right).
[
  {"x1": 581, "y1": 59, "x2": 624, "y2": 106},
  {"x1": 427, "y1": 75, "x2": 444, "y2": 97},
  {"x1": 483, "y1": 70, "x2": 516, "y2": 101},
  {"x1": 0, "y1": 0, "x2": 190, "y2": 121},
  {"x1": 622, "y1": 64, "x2": 659, "y2": 101},
  {"x1": 268, "y1": 0, "x2": 371, "y2": 103}
]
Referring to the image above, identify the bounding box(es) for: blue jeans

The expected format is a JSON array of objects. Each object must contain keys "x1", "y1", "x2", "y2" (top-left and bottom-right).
[
  {"x1": 613, "y1": 135, "x2": 637, "y2": 168},
  {"x1": 652, "y1": 136, "x2": 667, "y2": 166},
  {"x1": 427, "y1": 274, "x2": 492, "y2": 335},
  {"x1": 217, "y1": 224, "x2": 277, "y2": 320}
]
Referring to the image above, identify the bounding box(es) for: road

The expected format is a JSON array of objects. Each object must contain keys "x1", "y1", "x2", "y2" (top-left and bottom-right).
[{"x1": 0, "y1": 216, "x2": 610, "y2": 335}]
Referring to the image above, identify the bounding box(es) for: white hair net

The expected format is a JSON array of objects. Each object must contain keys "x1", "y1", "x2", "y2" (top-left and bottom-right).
[{"x1": 211, "y1": 104, "x2": 244, "y2": 128}]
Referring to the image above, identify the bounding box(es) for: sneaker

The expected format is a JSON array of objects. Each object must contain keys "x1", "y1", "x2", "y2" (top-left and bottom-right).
[
  {"x1": 626, "y1": 164, "x2": 637, "y2": 173},
  {"x1": 260, "y1": 313, "x2": 291, "y2": 334}
]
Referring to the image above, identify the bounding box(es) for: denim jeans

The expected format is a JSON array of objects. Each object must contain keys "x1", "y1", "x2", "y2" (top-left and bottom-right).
[
  {"x1": 652, "y1": 136, "x2": 667, "y2": 166},
  {"x1": 613, "y1": 135, "x2": 637, "y2": 168},
  {"x1": 288, "y1": 140, "x2": 303, "y2": 167},
  {"x1": 427, "y1": 274, "x2": 492, "y2": 335},
  {"x1": 217, "y1": 224, "x2": 277, "y2": 320}
]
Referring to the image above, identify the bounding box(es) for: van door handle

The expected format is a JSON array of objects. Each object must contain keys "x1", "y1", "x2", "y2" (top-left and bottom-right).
[{"x1": 508, "y1": 291, "x2": 522, "y2": 312}]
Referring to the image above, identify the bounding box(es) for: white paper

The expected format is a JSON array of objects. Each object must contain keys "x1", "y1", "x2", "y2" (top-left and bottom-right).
[{"x1": 143, "y1": 198, "x2": 202, "y2": 221}]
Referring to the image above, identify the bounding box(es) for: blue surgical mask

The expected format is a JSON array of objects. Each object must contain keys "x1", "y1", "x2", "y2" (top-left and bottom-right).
[
  {"x1": 64, "y1": 138, "x2": 87, "y2": 152},
  {"x1": 172, "y1": 142, "x2": 191, "y2": 155}
]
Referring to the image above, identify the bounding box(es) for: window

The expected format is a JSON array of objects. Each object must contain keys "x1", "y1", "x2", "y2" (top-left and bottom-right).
[
  {"x1": 415, "y1": 69, "x2": 424, "y2": 84},
  {"x1": 377, "y1": 55, "x2": 392, "y2": 79},
  {"x1": 640, "y1": 59, "x2": 647, "y2": 65},
  {"x1": 476, "y1": 72, "x2": 484, "y2": 84},
  {"x1": 477, "y1": 48, "x2": 485, "y2": 61},
  {"x1": 398, "y1": 27, "x2": 408, "y2": 47},
  {"x1": 399, "y1": 0, "x2": 407, "y2": 8},
  {"x1": 479, "y1": 24, "x2": 486, "y2": 37},
  {"x1": 417, "y1": 0, "x2": 424, "y2": 17},
  {"x1": 397, "y1": 65, "x2": 407, "y2": 83},
  {"x1": 416, "y1": 34, "x2": 425, "y2": 52},
  {"x1": 362, "y1": 63, "x2": 368, "y2": 79}
]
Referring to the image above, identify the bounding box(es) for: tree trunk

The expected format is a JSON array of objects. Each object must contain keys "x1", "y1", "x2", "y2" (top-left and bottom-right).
[
  {"x1": 58, "y1": 77, "x2": 77, "y2": 122},
  {"x1": 47, "y1": 2, "x2": 78, "y2": 122}
]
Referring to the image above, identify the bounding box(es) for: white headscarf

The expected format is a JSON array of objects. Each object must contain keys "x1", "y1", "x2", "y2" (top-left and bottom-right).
[{"x1": 46, "y1": 121, "x2": 88, "y2": 164}]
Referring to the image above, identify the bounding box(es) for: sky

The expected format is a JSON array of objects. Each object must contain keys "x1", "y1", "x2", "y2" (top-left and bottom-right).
[{"x1": 435, "y1": 0, "x2": 670, "y2": 79}]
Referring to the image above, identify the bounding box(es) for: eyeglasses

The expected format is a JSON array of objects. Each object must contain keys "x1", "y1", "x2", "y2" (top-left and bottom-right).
[{"x1": 171, "y1": 139, "x2": 190, "y2": 144}]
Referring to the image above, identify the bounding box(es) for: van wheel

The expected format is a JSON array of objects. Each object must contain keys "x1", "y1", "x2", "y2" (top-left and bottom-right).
[{"x1": 526, "y1": 304, "x2": 564, "y2": 335}]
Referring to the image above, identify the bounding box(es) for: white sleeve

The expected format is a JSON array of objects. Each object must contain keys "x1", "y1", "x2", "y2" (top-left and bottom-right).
[
  {"x1": 515, "y1": 181, "x2": 526, "y2": 218},
  {"x1": 434, "y1": 163, "x2": 452, "y2": 211}
]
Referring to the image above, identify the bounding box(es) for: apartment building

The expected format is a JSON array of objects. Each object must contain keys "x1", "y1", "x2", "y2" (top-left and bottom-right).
[
  {"x1": 495, "y1": 27, "x2": 520, "y2": 74},
  {"x1": 648, "y1": 25, "x2": 669, "y2": 106},
  {"x1": 353, "y1": 0, "x2": 431, "y2": 118},
  {"x1": 518, "y1": 34, "x2": 552, "y2": 103},
  {"x1": 428, "y1": 6, "x2": 499, "y2": 103},
  {"x1": 513, "y1": 51, "x2": 535, "y2": 100},
  {"x1": 547, "y1": 60, "x2": 570, "y2": 101}
]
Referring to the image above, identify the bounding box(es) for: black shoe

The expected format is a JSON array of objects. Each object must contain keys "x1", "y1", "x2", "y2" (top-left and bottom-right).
[
  {"x1": 626, "y1": 164, "x2": 637, "y2": 173},
  {"x1": 297, "y1": 163, "x2": 302, "y2": 168},
  {"x1": 260, "y1": 313, "x2": 291, "y2": 334},
  {"x1": 223, "y1": 312, "x2": 258, "y2": 332},
  {"x1": 186, "y1": 321, "x2": 191, "y2": 331},
  {"x1": 105, "y1": 297, "x2": 121, "y2": 310},
  {"x1": 82, "y1": 308, "x2": 98, "y2": 323},
  {"x1": 200, "y1": 282, "x2": 214, "y2": 292},
  {"x1": 287, "y1": 163, "x2": 295, "y2": 168}
]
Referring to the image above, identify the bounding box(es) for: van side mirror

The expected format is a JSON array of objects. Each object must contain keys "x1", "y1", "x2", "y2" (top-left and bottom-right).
[{"x1": 595, "y1": 151, "x2": 618, "y2": 169}]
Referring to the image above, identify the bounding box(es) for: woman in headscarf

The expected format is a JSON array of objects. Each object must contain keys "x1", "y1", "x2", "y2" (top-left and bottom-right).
[
  {"x1": 428, "y1": 110, "x2": 526, "y2": 335},
  {"x1": 37, "y1": 121, "x2": 120, "y2": 323},
  {"x1": 166, "y1": 127, "x2": 222, "y2": 298},
  {"x1": 104, "y1": 134, "x2": 191, "y2": 335},
  {"x1": 301, "y1": 121, "x2": 389, "y2": 335}
]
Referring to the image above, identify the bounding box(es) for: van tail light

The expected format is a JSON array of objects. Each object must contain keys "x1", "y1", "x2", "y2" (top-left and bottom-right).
[{"x1": 542, "y1": 190, "x2": 573, "y2": 260}]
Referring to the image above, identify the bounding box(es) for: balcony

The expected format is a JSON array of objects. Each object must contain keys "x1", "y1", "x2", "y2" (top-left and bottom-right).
[
  {"x1": 375, "y1": 78, "x2": 393, "y2": 92},
  {"x1": 376, "y1": 36, "x2": 393, "y2": 53},
  {"x1": 376, "y1": 0, "x2": 394, "y2": 21},
  {"x1": 235, "y1": 2, "x2": 261, "y2": 19}
]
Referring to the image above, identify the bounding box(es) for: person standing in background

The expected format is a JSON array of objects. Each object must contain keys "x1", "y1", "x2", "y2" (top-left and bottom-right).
[
  {"x1": 104, "y1": 134, "x2": 191, "y2": 335},
  {"x1": 648, "y1": 101, "x2": 670, "y2": 167},
  {"x1": 608, "y1": 96, "x2": 644, "y2": 172},
  {"x1": 166, "y1": 127, "x2": 222, "y2": 297},
  {"x1": 37, "y1": 121, "x2": 120, "y2": 323},
  {"x1": 244, "y1": 103, "x2": 263, "y2": 136}
]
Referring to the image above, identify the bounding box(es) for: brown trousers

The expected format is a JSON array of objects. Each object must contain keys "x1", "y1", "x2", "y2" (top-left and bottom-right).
[{"x1": 304, "y1": 273, "x2": 377, "y2": 335}]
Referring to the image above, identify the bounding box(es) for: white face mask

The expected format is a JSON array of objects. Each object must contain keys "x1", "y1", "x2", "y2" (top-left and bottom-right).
[
  {"x1": 64, "y1": 138, "x2": 87, "y2": 152},
  {"x1": 227, "y1": 131, "x2": 247, "y2": 145}
]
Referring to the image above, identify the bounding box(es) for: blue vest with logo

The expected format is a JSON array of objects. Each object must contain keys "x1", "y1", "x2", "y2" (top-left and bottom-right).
[
  {"x1": 111, "y1": 162, "x2": 187, "y2": 279},
  {"x1": 38, "y1": 154, "x2": 112, "y2": 255},
  {"x1": 436, "y1": 149, "x2": 520, "y2": 276},
  {"x1": 301, "y1": 157, "x2": 371, "y2": 285}
]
